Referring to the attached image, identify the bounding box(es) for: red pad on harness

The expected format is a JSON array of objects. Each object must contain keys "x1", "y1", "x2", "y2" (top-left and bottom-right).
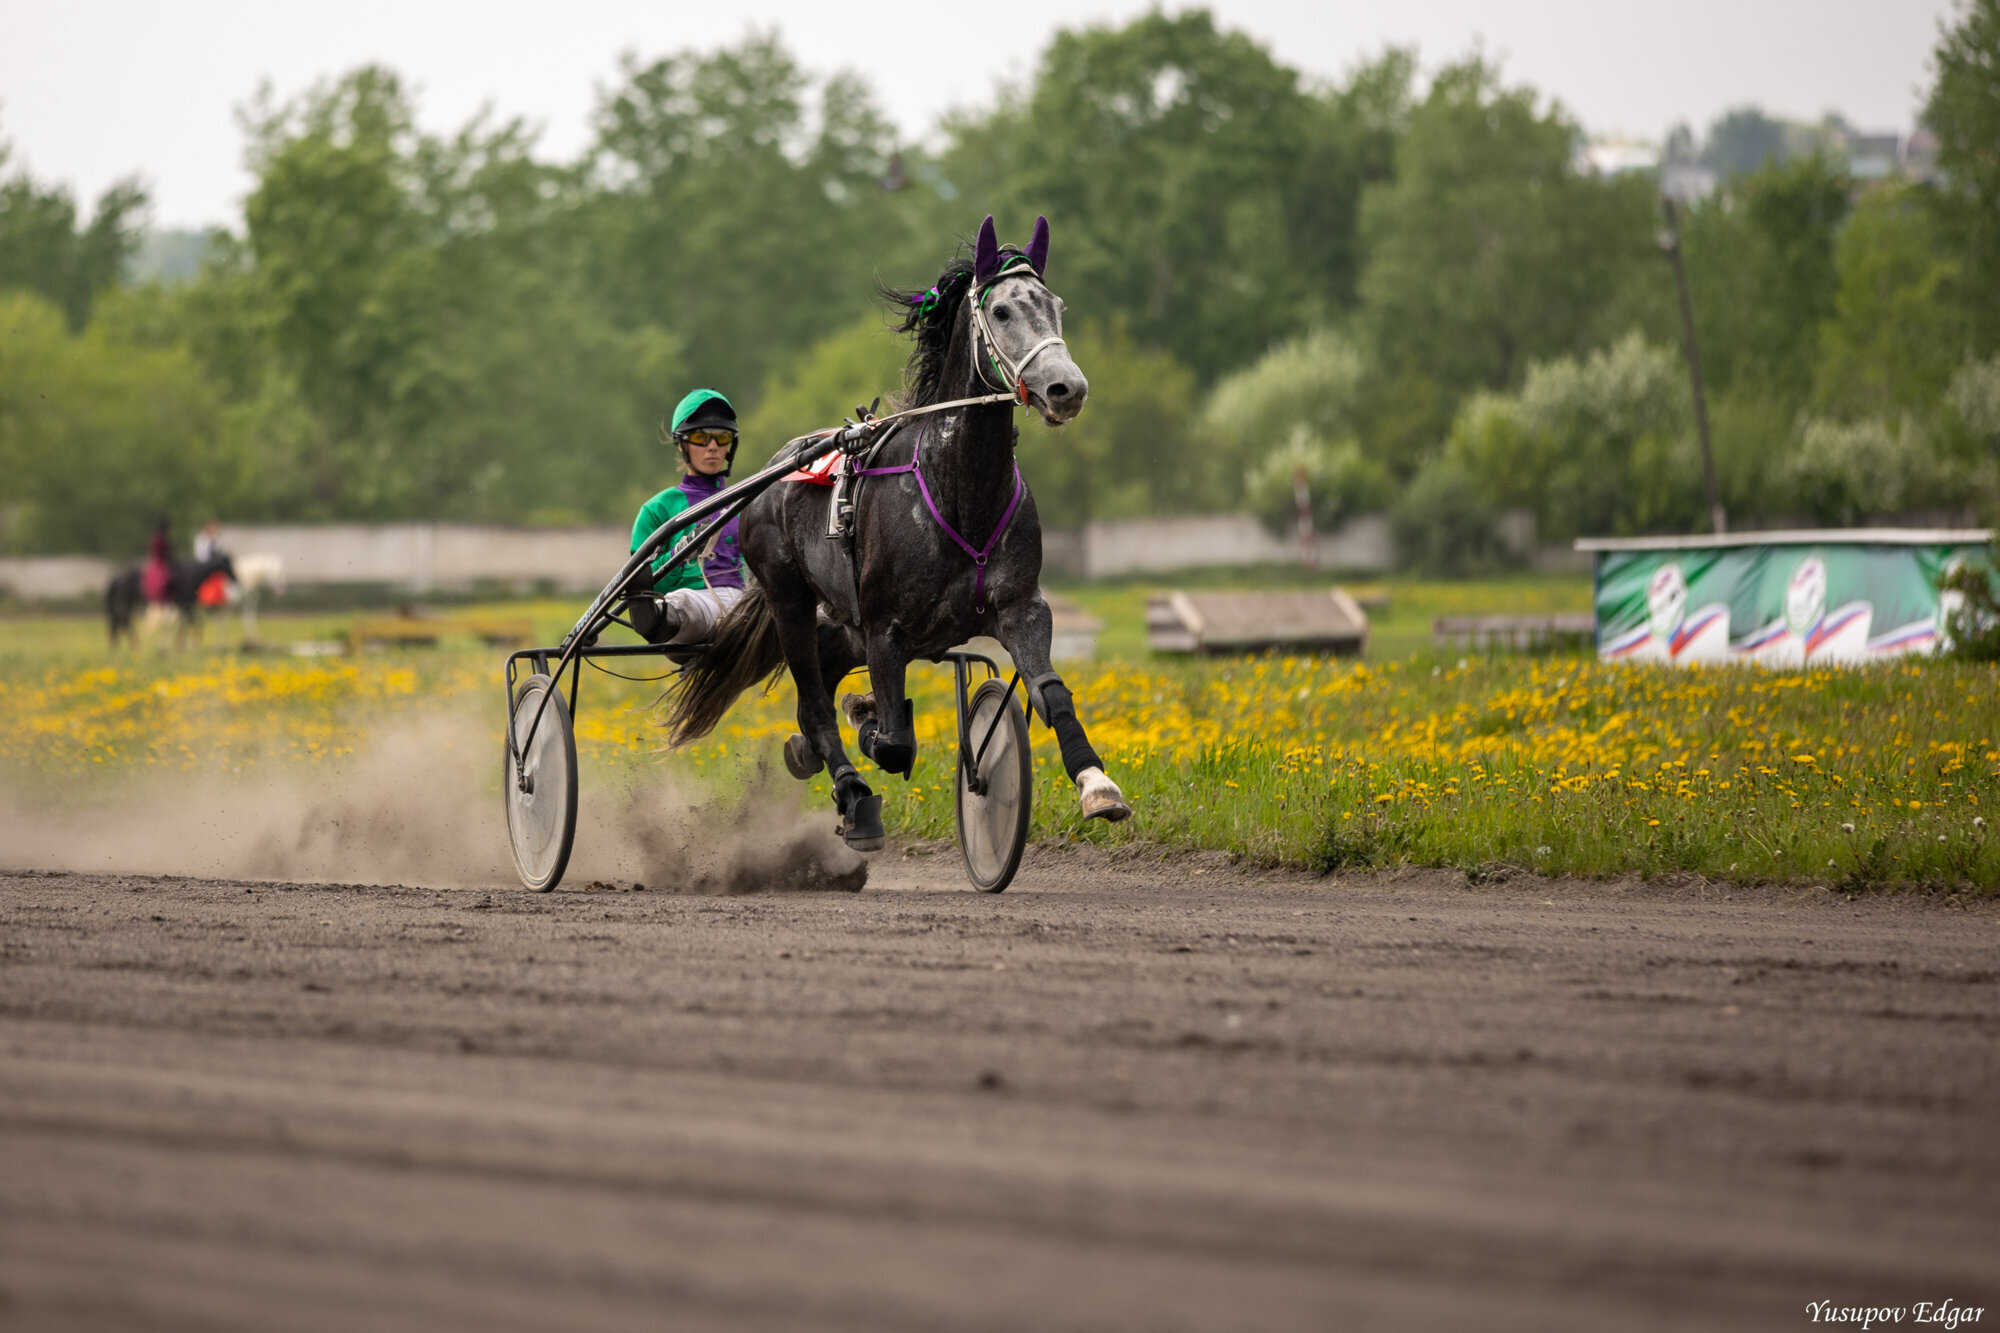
[{"x1": 783, "y1": 452, "x2": 844, "y2": 486}]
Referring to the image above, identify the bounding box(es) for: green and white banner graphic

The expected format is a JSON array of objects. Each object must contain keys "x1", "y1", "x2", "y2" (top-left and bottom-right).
[{"x1": 1591, "y1": 535, "x2": 1992, "y2": 667}]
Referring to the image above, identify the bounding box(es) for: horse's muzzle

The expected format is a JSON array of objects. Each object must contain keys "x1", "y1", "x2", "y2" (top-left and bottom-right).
[{"x1": 1029, "y1": 369, "x2": 1088, "y2": 425}]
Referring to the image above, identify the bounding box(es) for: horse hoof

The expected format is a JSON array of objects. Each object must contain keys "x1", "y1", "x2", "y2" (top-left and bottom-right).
[
  {"x1": 840, "y1": 691, "x2": 878, "y2": 729},
  {"x1": 1077, "y1": 766, "x2": 1132, "y2": 823},
  {"x1": 840, "y1": 793, "x2": 886, "y2": 851},
  {"x1": 783, "y1": 733, "x2": 824, "y2": 780}
]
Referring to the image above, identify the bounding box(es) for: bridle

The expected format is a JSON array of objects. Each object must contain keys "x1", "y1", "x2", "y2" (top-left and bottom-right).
[{"x1": 967, "y1": 257, "x2": 1069, "y2": 408}]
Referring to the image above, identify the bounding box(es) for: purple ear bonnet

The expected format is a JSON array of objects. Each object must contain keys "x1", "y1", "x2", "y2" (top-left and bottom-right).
[
  {"x1": 1026, "y1": 216, "x2": 1049, "y2": 276},
  {"x1": 973, "y1": 215, "x2": 1001, "y2": 284}
]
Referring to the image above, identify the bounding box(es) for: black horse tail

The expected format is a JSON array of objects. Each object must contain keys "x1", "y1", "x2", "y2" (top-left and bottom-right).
[{"x1": 659, "y1": 585, "x2": 786, "y2": 747}]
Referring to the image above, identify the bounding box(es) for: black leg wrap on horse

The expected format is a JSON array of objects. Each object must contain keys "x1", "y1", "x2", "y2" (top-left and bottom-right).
[
  {"x1": 827, "y1": 762, "x2": 884, "y2": 848},
  {"x1": 1037, "y1": 679, "x2": 1104, "y2": 782},
  {"x1": 856, "y1": 700, "x2": 916, "y2": 779},
  {"x1": 829, "y1": 763, "x2": 870, "y2": 814},
  {"x1": 843, "y1": 793, "x2": 885, "y2": 849},
  {"x1": 1025, "y1": 671, "x2": 1064, "y2": 727}
]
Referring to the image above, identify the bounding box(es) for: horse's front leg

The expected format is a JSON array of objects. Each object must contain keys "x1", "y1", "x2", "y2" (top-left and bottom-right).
[
  {"x1": 995, "y1": 594, "x2": 1131, "y2": 822},
  {"x1": 846, "y1": 632, "x2": 917, "y2": 780}
]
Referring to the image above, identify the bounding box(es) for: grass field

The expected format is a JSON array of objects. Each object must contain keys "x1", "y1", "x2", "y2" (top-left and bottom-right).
[
  {"x1": 5, "y1": 577, "x2": 1995, "y2": 891},
  {"x1": 1053, "y1": 569, "x2": 1592, "y2": 660}
]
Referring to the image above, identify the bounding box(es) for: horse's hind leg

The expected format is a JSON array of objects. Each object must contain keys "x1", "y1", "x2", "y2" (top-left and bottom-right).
[
  {"x1": 996, "y1": 594, "x2": 1131, "y2": 822},
  {"x1": 851, "y1": 632, "x2": 917, "y2": 779},
  {"x1": 782, "y1": 619, "x2": 863, "y2": 779},
  {"x1": 766, "y1": 576, "x2": 881, "y2": 849}
]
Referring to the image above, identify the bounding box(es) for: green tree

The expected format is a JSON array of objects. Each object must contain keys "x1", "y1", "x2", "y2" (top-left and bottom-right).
[
  {"x1": 1201, "y1": 330, "x2": 1364, "y2": 458},
  {"x1": 1948, "y1": 355, "x2": 2000, "y2": 453},
  {"x1": 240, "y1": 68, "x2": 431, "y2": 451},
  {"x1": 1924, "y1": 0, "x2": 2000, "y2": 354},
  {"x1": 1814, "y1": 183, "x2": 1967, "y2": 419},
  {"x1": 1700, "y1": 107, "x2": 1788, "y2": 177},
  {"x1": 238, "y1": 67, "x2": 681, "y2": 520},
  {"x1": 1015, "y1": 319, "x2": 1198, "y2": 527},
  {"x1": 1244, "y1": 433, "x2": 1389, "y2": 537},
  {"x1": 1775, "y1": 415, "x2": 1958, "y2": 525},
  {"x1": 739, "y1": 316, "x2": 911, "y2": 468},
  {"x1": 586, "y1": 32, "x2": 903, "y2": 398},
  {"x1": 1198, "y1": 329, "x2": 1378, "y2": 516},
  {"x1": 1356, "y1": 57, "x2": 1665, "y2": 457},
  {"x1": 946, "y1": 13, "x2": 1399, "y2": 381},
  {"x1": 1390, "y1": 458, "x2": 1505, "y2": 576},
  {"x1": 1447, "y1": 333, "x2": 1698, "y2": 541},
  {"x1": 0, "y1": 133, "x2": 148, "y2": 331},
  {"x1": 1703, "y1": 389, "x2": 1796, "y2": 526},
  {"x1": 1681, "y1": 154, "x2": 1850, "y2": 405},
  {"x1": 1291, "y1": 48, "x2": 1416, "y2": 317},
  {"x1": 0, "y1": 294, "x2": 249, "y2": 555}
]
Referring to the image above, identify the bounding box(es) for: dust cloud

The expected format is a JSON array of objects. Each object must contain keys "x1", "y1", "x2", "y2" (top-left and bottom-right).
[
  {"x1": 630, "y1": 775, "x2": 868, "y2": 895},
  {"x1": 0, "y1": 710, "x2": 867, "y2": 894}
]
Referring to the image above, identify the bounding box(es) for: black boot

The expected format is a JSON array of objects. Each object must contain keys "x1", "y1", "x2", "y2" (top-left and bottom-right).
[{"x1": 622, "y1": 594, "x2": 681, "y2": 645}]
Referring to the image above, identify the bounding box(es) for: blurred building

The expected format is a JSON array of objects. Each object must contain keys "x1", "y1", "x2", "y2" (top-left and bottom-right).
[
  {"x1": 1583, "y1": 119, "x2": 1936, "y2": 203},
  {"x1": 1580, "y1": 135, "x2": 1661, "y2": 177},
  {"x1": 1582, "y1": 134, "x2": 1717, "y2": 204}
]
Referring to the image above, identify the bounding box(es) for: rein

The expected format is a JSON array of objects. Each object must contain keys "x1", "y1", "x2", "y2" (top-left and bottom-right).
[{"x1": 782, "y1": 389, "x2": 1020, "y2": 460}]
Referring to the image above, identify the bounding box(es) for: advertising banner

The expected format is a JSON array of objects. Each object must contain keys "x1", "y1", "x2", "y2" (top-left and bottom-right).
[{"x1": 1582, "y1": 532, "x2": 1992, "y2": 667}]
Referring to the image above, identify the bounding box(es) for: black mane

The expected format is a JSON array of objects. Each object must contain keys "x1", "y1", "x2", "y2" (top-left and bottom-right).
[{"x1": 881, "y1": 245, "x2": 1028, "y2": 408}]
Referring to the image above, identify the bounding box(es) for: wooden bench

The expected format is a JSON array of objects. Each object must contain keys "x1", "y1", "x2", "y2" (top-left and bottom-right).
[
  {"x1": 1147, "y1": 589, "x2": 1369, "y2": 656},
  {"x1": 1432, "y1": 614, "x2": 1595, "y2": 653},
  {"x1": 457, "y1": 618, "x2": 534, "y2": 648},
  {"x1": 349, "y1": 616, "x2": 535, "y2": 651},
  {"x1": 349, "y1": 618, "x2": 440, "y2": 651}
]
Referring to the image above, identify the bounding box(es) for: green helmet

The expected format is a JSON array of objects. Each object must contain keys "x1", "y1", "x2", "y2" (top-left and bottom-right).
[
  {"x1": 671, "y1": 388, "x2": 735, "y2": 434},
  {"x1": 668, "y1": 388, "x2": 738, "y2": 474}
]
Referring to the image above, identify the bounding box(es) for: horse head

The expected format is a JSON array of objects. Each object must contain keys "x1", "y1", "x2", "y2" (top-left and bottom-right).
[
  {"x1": 972, "y1": 215, "x2": 1087, "y2": 426},
  {"x1": 235, "y1": 553, "x2": 287, "y2": 594}
]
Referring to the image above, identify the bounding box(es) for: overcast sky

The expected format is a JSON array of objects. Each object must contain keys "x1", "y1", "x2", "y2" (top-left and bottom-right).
[{"x1": 1, "y1": 0, "x2": 1959, "y2": 230}]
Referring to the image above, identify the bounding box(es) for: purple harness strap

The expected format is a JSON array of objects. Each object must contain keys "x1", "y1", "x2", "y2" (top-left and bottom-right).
[{"x1": 855, "y1": 424, "x2": 1024, "y2": 617}]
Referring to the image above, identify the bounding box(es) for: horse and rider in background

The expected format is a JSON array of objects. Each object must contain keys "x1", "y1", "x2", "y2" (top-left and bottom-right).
[{"x1": 106, "y1": 518, "x2": 241, "y2": 650}]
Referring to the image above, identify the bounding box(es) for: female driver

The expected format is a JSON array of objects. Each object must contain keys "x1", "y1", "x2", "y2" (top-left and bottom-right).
[{"x1": 623, "y1": 389, "x2": 745, "y2": 645}]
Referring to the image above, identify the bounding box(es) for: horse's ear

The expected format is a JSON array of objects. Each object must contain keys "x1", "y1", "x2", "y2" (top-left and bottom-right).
[
  {"x1": 1026, "y1": 215, "x2": 1049, "y2": 276},
  {"x1": 974, "y1": 215, "x2": 1000, "y2": 284}
]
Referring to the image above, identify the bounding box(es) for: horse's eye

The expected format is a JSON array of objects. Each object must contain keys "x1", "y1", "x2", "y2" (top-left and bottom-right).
[{"x1": 994, "y1": 305, "x2": 1011, "y2": 322}]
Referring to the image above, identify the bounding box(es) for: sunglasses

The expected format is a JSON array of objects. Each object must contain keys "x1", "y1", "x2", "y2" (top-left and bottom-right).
[{"x1": 680, "y1": 429, "x2": 736, "y2": 448}]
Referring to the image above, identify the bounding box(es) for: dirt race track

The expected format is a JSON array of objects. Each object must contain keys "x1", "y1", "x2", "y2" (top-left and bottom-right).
[{"x1": 2, "y1": 847, "x2": 1995, "y2": 1332}]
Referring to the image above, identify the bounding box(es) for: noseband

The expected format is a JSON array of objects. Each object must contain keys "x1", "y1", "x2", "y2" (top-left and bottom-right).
[{"x1": 967, "y1": 259, "x2": 1069, "y2": 406}]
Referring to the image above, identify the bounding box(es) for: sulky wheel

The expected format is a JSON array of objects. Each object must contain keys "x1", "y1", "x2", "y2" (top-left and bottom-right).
[
  {"x1": 955, "y1": 677, "x2": 1032, "y2": 893},
  {"x1": 504, "y1": 674, "x2": 578, "y2": 892}
]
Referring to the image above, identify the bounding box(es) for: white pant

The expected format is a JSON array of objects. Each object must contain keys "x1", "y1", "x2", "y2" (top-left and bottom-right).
[{"x1": 663, "y1": 586, "x2": 743, "y2": 644}]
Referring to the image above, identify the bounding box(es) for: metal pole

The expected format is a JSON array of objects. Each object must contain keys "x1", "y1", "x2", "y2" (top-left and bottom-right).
[
  {"x1": 1659, "y1": 196, "x2": 1725, "y2": 535},
  {"x1": 1292, "y1": 466, "x2": 1318, "y2": 569}
]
